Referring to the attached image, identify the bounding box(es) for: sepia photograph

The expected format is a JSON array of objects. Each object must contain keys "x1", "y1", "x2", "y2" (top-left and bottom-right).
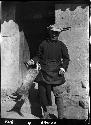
[{"x1": 1, "y1": 1, "x2": 90, "y2": 123}]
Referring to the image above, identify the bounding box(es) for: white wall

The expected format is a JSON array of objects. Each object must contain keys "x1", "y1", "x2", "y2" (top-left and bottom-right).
[
  {"x1": 52, "y1": 5, "x2": 89, "y2": 119},
  {"x1": 1, "y1": 20, "x2": 30, "y2": 94},
  {"x1": 55, "y1": 6, "x2": 89, "y2": 93}
]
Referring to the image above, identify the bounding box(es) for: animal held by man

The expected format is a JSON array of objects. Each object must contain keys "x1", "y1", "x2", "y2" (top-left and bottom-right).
[{"x1": 7, "y1": 62, "x2": 41, "y2": 116}]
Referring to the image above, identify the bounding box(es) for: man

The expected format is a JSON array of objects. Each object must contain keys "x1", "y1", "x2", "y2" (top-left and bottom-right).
[{"x1": 28, "y1": 25, "x2": 70, "y2": 119}]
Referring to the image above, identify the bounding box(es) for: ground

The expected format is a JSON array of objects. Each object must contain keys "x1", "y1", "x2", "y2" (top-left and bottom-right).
[{"x1": 1, "y1": 83, "x2": 88, "y2": 119}]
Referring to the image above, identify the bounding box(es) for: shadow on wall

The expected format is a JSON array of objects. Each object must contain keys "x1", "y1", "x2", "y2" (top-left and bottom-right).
[{"x1": 28, "y1": 83, "x2": 42, "y2": 118}]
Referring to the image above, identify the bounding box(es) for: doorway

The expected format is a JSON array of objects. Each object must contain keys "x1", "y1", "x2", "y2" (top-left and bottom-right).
[{"x1": 15, "y1": 1, "x2": 55, "y2": 58}]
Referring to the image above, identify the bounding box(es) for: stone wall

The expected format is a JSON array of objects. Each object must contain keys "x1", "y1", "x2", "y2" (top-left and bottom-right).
[{"x1": 52, "y1": 5, "x2": 89, "y2": 119}]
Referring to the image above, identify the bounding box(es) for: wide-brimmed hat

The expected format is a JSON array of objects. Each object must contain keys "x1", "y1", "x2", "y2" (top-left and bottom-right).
[{"x1": 47, "y1": 25, "x2": 62, "y2": 32}]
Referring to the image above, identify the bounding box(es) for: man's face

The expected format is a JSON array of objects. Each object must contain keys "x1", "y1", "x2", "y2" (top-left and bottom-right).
[{"x1": 49, "y1": 30, "x2": 60, "y2": 41}]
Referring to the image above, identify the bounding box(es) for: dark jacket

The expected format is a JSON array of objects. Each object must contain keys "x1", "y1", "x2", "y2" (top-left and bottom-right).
[{"x1": 34, "y1": 39, "x2": 70, "y2": 85}]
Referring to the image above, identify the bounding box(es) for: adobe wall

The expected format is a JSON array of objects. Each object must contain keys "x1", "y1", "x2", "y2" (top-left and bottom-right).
[
  {"x1": 52, "y1": 5, "x2": 89, "y2": 119},
  {"x1": 1, "y1": 20, "x2": 30, "y2": 95}
]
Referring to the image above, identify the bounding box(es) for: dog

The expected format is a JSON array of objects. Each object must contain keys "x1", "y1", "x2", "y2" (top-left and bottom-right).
[{"x1": 7, "y1": 61, "x2": 41, "y2": 116}]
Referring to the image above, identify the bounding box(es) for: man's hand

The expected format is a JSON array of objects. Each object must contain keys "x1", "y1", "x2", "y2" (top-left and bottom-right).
[
  {"x1": 59, "y1": 68, "x2": 65, "y2": 75},
  {"x1": 36, "y1": 62, "x2": 41, "y2": 71}
]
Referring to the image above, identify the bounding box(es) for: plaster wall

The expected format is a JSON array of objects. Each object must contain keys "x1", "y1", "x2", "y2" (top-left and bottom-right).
[
  {"x1": 1, "y1": 20, "x2": 30, "y2": 93},
  {"x1": 51, "y1": 5, "x2": 89, "y2": 119}
]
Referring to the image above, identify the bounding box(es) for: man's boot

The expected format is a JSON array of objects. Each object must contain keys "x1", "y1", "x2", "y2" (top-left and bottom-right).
[
  {"x1": 7, "y1": 99, "x2": 24, "y2": 116},
  {"x1": 42, "y1": 106, "x2": 51, "y2": 119},
  {"x1": 55, "y1": 97, "x2": 64, "y2": 119}
]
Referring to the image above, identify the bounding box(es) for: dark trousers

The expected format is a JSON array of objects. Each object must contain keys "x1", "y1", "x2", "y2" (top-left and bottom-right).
[
  {"x1": 38, "y1": 81, "x2": 65, "y2": 118},
  {"x1": 38, "y1": 81, "x2": 52, "y2": 112}
]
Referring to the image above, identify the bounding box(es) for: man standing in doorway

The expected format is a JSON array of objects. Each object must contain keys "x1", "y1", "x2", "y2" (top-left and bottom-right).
[{"x1": 28, "y1": 25, "x2": 70, "y2": 119}]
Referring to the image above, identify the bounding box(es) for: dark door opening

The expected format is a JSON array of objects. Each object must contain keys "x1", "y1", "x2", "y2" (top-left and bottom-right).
[{"x1": 15, "y1": 2, "x2": 55, "y2": 59}]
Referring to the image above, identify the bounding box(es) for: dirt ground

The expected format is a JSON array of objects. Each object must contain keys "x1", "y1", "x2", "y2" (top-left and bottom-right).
[
  {"x1": 1, "y1": 84, "x2": 58, "y2": 119},
  {"x1": 1, "y1": 84, "x2": 88, "y2": 120}
]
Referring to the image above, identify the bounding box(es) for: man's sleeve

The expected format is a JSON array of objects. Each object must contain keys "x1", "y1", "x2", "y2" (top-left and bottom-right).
[{"x1": 61, "y1": 42, "x2": 70, "y2": 72}]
